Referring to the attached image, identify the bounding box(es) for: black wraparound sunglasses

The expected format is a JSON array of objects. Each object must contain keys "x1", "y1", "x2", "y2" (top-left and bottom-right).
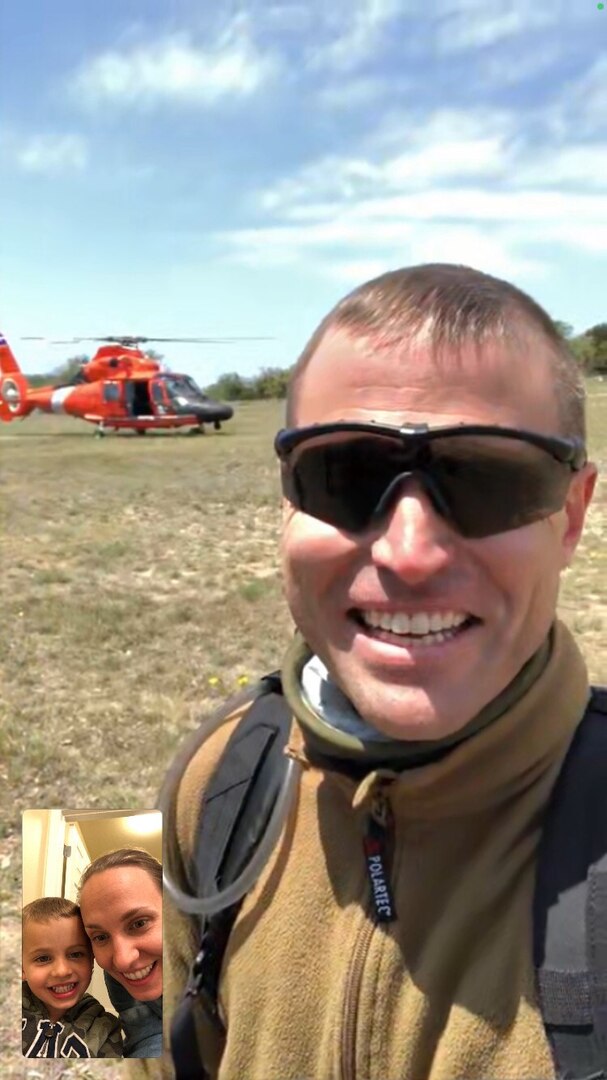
[{"x1": 274, "y1": 421, "x2": 587, "y2": 539}]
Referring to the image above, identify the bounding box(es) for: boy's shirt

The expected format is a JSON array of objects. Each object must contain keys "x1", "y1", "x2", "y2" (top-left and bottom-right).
[{"x1": 22, "y1": 983, "x2": 123, "y2": 1058}]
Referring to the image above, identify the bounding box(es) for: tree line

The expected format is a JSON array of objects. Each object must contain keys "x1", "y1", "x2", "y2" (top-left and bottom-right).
[
  {"x1": 25, "y1": 323, "x2": 607, "y2": 397},
  {"x1": 554, "y1": 322, "x2": 607, "y2": 375}
]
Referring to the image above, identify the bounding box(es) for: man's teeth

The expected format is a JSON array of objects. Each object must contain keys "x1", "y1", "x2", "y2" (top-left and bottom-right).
[
  {"x1": 123, "y1": 962, "x2": 154, "y2": 981},
  {"x1": 50, "y1": 983, "x2": 76, "y2": 993},
  {"x1": 361, "y1": 610, "x2": 468, "y2": 640}
]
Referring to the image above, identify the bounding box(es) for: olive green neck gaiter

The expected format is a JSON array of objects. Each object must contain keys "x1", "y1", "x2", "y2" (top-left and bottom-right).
[{"x1": 281, "y1": 631, "x2": 551, "y2": 770}]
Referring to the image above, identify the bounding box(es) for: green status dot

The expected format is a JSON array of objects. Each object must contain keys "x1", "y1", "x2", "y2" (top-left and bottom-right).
[{"x1": 599, "y1": 3, "x2": 605, "y2": 9}]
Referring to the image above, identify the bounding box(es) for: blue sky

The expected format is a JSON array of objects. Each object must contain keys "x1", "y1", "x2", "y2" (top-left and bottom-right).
[{"x1": 1, "y1": 0, "x2": 605, "y2": 384}]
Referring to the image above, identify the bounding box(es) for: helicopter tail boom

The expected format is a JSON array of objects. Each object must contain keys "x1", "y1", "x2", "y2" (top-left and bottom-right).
[{"x1": 0, "y1": 332, "x2": 32, "y2": 420}]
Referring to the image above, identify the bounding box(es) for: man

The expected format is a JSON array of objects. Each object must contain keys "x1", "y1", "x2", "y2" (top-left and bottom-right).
[{"x1": 161, "y1": 264, "x2": 601, "y2": 1079}]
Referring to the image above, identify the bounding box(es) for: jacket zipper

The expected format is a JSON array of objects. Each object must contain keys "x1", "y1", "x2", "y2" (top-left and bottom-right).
[{"x1": 340, "y1": 787, "x2": 396, "y2": 1080}]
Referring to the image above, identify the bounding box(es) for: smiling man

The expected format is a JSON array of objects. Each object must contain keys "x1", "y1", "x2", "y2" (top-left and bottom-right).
[{"x1": 162, "y1": 264, "x2": 605, "y2": 1080}]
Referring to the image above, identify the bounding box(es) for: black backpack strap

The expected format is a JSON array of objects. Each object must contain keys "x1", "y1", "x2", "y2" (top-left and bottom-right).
[
  {"x1": 534, "y1": 687, "x2": 607, "y2": 1078},
  {"x1": 170, "y1": 673, "x2": 292, "y2": 1080}
]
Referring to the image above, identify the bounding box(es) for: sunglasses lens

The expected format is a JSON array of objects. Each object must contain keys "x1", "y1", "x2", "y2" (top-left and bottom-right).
[
  {"x1": 428, "y1": 436, "x2": 573, "y2": 537},
  {"x1": 283, "y1": 435, "x2": 398, "y2": 532},
  {"x1": 281, "y1": 432, "x2": 573, "y2": 537}
]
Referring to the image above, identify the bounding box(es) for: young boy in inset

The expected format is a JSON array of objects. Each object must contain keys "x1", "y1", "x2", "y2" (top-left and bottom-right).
[{"x1": 22, "y1": 897, "x2": 123, "y2": 1057}]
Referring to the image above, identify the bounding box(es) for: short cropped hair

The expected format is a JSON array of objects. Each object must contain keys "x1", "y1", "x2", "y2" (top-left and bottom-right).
[
  {"x1": 79, "y1": 847, "x2": 162, "y2": 895},
  {"x1": 286, "y1": 264, "x2": 586, "y2": 439},
  {"x1": 23, "y1": 896, "x2": 83, "y2": 925}
]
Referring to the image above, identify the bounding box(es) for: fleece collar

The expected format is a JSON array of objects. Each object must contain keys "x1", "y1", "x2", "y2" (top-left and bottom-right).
[
  {"x1": 283, "y1": 622, "x2": 590, "y2": 816},
  {"x1": 285, "y1": 630, "x2": 550, "y2": 767},
  {"x1": 299, "y1": 639, "x2": 550, "y2": 760}
]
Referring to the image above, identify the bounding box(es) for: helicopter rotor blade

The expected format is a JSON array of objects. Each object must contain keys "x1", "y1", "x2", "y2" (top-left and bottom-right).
[
  {"x1": 131, "y1": 336, "x2": 275, "y2": 343},
  {"x1": 21, "y1": 336, "x2": 86, "y2": 345},
  {"x1": 26, "y1": 334, "x2": 275, "y2": 346},
  {"x1": 50, "y1": 336, "x2": 138, "y2": 345},
  {"x1": 67, "y1": 334, "x2": 273, "y2": 343}
]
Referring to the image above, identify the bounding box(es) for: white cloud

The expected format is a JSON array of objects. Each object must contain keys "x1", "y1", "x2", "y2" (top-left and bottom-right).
[
  {"x1": 16, "y1": 134, "x2": 88, "y2": 173},
  {"x1": 328, "y1": 258, "x2": 395, "y2": 283},
  {"x1": 305, "y1": 0, "x2": 566, "y2": 76},
  {"x1": 220, "y1": 216, "x2": 548, "y2": 284},
  {"x1": 218, "y1": 92, "x2": 607, "y2": 283},
  {"x1": 316, "y1": 74, "x2": 391, "y2": 109},
  {"x1": 377, "y1": 136, "x2": 508, "y2": 185},
  {"x1": 308, "y1": 0, "x2": 403, "y2": 72},
  {"x1": 434, "y1": 0, "x2": 557, "y2": 52},
  {"x1": 366, "y1": 106, "x2": 516, "y2": 157},
  {"x1": 71, "y1": 19, "x2": 278, "y2": 108},
  {"x1": 260, "y1": 109, "x2": 515, "y2": 213},
  {"x1": 316, "y1": 190, "x2": 607, "y2": 225},
  {"x1": 557, "y1": 56, "x2": 607, "y2": 138},
  {"x1": 259, "y1": 155, "x2": 381, "y2": 211},
  {"x1": 222, "y1": 188, "x2": 607, "y2": 252},
  {"x1": 406, "y1": 224, "x2": 545, "y2": 279},
  {"x1": 515, "y1": 144, "x2": 607, "y2": 189},
  {"x1": 259, "y1": 3, "x2": 311, "y2": 33},
  {"x1": 541, "y1": 224, "x2": 607, "y2": 255},
  {"x1": 475, "y1": 42, "x2": 561, "y2": 88}
]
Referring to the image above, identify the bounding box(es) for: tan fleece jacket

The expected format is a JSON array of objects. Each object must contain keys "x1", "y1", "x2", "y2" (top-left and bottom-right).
[{"x1": 159, "y1": 620, "x2": 589, "y2": 1080}]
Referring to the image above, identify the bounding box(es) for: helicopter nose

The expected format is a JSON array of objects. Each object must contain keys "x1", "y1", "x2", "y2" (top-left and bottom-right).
[{"x1": 190, "y1": 403, "x2": 233, "y2": 423}]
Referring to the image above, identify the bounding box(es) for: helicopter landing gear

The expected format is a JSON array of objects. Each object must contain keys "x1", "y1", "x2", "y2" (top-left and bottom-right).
[
  {"x1": 214, "y1": 420, "x2": 221, "y2": 431},
  {"x1": 136, "y1": 429, "x2": 147, "y2": 436},
  {"x1": 95, "y1": 422, "x2": 106, "y2": 438},
  {"x1": 188, "y1": 424, "x2": 205, "y2": 435}
]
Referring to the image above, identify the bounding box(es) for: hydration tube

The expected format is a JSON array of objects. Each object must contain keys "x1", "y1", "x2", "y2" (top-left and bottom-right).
[{"x1": 160, "y1": 701, "x2": 303, "y2": 918}]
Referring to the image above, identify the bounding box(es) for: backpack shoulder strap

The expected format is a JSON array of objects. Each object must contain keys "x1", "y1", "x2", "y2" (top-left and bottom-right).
[
  {"x1": 534, "y1": 686, "x2": 607, "y2": 1078},
  {"x1": 190, "y1": 671, "x2": 291, "y2": 898},
  {"x1": 170, "y1": 673, "x2": 292, "y2": 1080}
]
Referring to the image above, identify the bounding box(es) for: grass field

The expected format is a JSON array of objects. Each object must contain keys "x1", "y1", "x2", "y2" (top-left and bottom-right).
[{"x1": 1, "y1": 388, "x2": 605, "y2": 1077}]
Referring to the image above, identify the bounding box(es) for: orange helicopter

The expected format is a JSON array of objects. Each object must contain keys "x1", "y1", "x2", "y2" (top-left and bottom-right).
[{"x1": 0, "y1": 332, "x2": 258, "y2": 435}]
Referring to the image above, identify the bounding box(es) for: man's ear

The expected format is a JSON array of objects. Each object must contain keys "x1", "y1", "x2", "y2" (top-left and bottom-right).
[{"x1": 561, "y1": 462, "x2": 597, "y2": 567}]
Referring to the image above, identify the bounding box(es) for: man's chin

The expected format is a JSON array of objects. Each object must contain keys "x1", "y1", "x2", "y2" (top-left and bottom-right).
[
  {"x1": 359, "y1": 711, "x2": 460, "y2": 743},
  {"x1": 345, "y1": 681, "x2": 473, "y2": 742}
]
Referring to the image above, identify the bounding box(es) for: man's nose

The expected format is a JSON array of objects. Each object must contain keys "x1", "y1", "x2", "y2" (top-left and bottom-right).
[
  {"x1": 111, "y1": 936, "x2": 139, "y2": 972},
  {"x1": 369, "y1": 477, "x2": 457, "y2": 583}
]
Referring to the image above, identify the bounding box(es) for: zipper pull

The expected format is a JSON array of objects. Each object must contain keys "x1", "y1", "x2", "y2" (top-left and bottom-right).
[{"x1": 363, "y1": 789, "x2": 396, "y2": 923}]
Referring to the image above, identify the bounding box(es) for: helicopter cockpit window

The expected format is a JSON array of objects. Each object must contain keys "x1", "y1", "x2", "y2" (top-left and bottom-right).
[
  {"x1": 163, "y1": 375, "x2": 207, "y2": 404},
  {"x1": 184, "y1": 376, "x2": 209, "y2": 401}
]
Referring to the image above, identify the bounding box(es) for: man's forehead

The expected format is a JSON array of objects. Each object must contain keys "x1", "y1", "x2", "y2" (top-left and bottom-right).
[
  {"x1": 305, "y1": 323, "x2": 535, "y2": 381},
  {"x1": 296, "y1": 324, "x2": 557, "y2": 428}
]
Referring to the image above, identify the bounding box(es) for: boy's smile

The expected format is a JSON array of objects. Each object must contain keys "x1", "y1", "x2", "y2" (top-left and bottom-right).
[{"x1": 22, "y1": 916, "x2": 93, "y2": 1022}]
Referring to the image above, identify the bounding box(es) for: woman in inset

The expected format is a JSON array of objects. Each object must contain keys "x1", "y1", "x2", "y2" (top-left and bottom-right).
[{"x1": 78, "y1": 847, "x2": 162, "y2": 1058}]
